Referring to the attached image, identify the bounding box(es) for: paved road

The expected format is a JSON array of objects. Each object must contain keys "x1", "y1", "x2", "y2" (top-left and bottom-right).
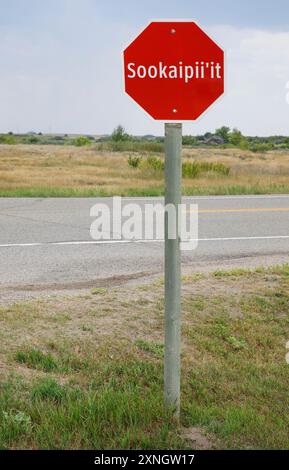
[{"x1": 0, "y1": 196, "x2": 288, "y2": 293}]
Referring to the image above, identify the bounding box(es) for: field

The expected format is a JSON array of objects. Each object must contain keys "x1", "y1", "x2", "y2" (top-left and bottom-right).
[
  {"x1": 0, "y1": 143, "x2": 289, "y2": 196},
  {"x1": 0, "y1": 265, "x2": 288, "y2": 449}
]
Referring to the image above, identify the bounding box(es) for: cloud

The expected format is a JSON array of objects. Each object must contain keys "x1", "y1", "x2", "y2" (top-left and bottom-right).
[
  {"x1": 196, "y1": 25, "x2": 289, "y2": 135},
  {"x1": 0, "y1": 19, "x2": 289, "y2": 136}
]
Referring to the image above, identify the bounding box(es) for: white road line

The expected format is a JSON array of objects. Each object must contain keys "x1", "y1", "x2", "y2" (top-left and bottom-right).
[{"x1": 0, "y1": 235, "x2": 289, "y2": 248}]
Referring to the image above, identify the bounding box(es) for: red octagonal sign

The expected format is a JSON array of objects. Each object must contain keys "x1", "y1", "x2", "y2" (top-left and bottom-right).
[{"x1": 123, "y1": 21, "x2": 224, "y2": 121}]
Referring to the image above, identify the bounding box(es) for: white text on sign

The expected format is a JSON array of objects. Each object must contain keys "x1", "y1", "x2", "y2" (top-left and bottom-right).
[{"x1": 127, "y1": 61, "x2": 222, "y2": 83}]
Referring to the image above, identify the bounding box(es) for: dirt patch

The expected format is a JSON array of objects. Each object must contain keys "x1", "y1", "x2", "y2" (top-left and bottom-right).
[
  {"x1": 182, "y1": 426, "x2": 216, "y2": 450},
  {"x1": 1, "y1": 253, "x2": 288, "y2": 307},
  {"x1": 2, "y1": 270, "x2": 154, "y2": 292}
]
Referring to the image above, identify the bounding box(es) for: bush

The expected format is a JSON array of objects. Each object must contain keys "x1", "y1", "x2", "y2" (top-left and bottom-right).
[
  {"x1": 146, "y1": 155, "x2": 164, "y2": 171},
  {"x1": 0, "y1": 134, "x2": 15, "y2": 144},
  {"x1": 182, "y1": 161, "x2": 230, "y2": 178},
  {"x1": 182, "y1": 135, "x2": 197, "y2": 146},
  {"x1": 26, "y1": 136, "x2": 39, "y2": 144},
  {"x1": 74, "y1": 136, "x2": 91, "y2": 147},
  {"x1": 128, "y1": 155, "x2": 142, "y2": 168},
  {"x1": 249, "y1": 143, "x2": 273, "y2": 153},
  {"x1": 140, "y1": 157, "x2": 230, "y2": 178}
]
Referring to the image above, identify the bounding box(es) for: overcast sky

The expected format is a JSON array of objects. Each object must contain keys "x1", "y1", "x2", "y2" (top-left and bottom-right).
[{"x1": 0, "y1": 0, "x2": 289, "y2": 136}]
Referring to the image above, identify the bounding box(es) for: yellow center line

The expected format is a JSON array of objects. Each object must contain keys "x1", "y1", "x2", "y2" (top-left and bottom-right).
[{"x1": 186, "y1": 207, "x2": 289, "y2": 214}]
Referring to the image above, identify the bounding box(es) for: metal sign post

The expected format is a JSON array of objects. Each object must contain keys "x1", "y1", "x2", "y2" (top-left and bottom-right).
[
  {"x1": 123, "y1": 20, "x2": 224, "y2": 418},
  {"x1": 164, "y1": 123, "x2": 182, "y2": 417}
]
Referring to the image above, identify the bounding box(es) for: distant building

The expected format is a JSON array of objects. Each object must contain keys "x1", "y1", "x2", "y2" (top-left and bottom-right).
[{"x1": 205, "y1": 135, "x2": 225, "y2": 145}]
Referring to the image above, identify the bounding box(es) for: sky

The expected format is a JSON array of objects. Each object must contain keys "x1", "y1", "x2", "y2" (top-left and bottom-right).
[{"x1": 0, "y1": 0, "x2": 289, "y2": 136}]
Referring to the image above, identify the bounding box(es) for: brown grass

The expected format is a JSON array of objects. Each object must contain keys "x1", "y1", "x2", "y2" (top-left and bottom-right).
[
  {"x1": 0, "y1": 265, "x2": 288, "y2": 449},
  {"x1": 0, "y1": 144, "x2": 288, "y2": 195}
]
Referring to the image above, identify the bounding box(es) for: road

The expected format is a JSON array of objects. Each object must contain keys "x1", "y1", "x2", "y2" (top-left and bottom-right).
[{"x1": 0, "y1": 195, "x2": 288, "y2": 301}]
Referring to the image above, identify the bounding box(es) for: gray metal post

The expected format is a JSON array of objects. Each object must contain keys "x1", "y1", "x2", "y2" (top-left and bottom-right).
[{"x1": 164, "y1": 122, "x2": 182, "y2": 417}]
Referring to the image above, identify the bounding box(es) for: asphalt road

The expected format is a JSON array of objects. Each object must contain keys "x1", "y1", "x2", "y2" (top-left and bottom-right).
[{"x1": 0, "y1": 195, "x2": 288, "y2": 293}]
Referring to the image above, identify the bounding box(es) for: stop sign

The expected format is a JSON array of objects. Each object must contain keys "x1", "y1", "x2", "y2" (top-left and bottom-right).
[{"x1": 123, "y1": 21, "x2": 224, "y2": 120}]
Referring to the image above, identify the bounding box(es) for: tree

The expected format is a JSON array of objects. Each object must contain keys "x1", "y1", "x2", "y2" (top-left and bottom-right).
[
  {"x1": 229, "y1": 128, "x2": 243, "y2": 146},
  {"x1": 111, "y1": 125, "x2": 131, "y2": 142},
  {"x1": 228, "y1": 128, "x2": 249, "y2": 149},
  {"x1": 215, "y1": 126, "x2": 230, "y2": 143},
  {"x1": 182, "y1": 135, "x2": 196, "y2": 145}
]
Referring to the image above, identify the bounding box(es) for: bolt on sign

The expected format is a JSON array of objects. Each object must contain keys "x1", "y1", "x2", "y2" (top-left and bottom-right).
[
  {"x1": 123, "y1": 21, "x2": 224, "y2": 120},
  {"x1": 123, "y1": 21, "x2": 225, "y2": 417}
]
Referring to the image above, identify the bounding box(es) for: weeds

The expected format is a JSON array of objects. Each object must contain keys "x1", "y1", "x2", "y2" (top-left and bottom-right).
[
  {"x1": 139, "y1": 156, "x2": 230, "y2": 178},
  {"x1": 128, "y1": 155, "x2": 142, "y2": 168},
  {"x1": 182, "y1": 161, "x2": 230, "y2": 177}
]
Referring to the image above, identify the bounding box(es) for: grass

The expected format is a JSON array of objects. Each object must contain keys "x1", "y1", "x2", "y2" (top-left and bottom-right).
[
  {"x1": 91, "y1": 287, "x2": 108, "y2": 295},
  {"x1": 135, "y1": 339, "x2": 164, "y2": 358},
  {"x1": 0, "y1": 265, "x2": 288, "y2": 449},
  {"x1": 15, "y1": 349, "x2": 58, "y2": 372},
  {"x1": 31, "y1": 378, "x2": 68, "y2": 402},
  {"x1": 0, "y1": 144, "x2": 289, "y2": 196}
]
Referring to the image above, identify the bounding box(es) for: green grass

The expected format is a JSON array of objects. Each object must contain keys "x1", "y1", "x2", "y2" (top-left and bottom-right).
[
  {"x1": 0, "y1": 183, "x2": 289, "y2": 198},
  {"x1": 139, "y1": 156, "x2": 230, "y2": 178},
  {"x1": 0, "y1": 265, "x2": 288, "y2": 449},
  {"x1": 91, "y1": 287, "x2": 108, "y2": 295},
  {"x1": 182, "y1": 161, "x2": 230, "y2": 177},
  {"x1": 135, "y1": 339, "x2": 164, "y2": 358},
  {"x1": 15, "y1": 348, "x2": 90, "y2": 374},
  {"x1": 105, "y1": 140, "x2": 164, "y2": 153},
  {"x1": 31, "y1": 378, "x2": 68, "y2": 403},
  {"x1": 0, "y1": 361, "x2": 182, "y2": 450},
  {"x1": 213, "y1": 264, "x2": 289, "y2": 278},
  {"x1": 15, "y1": 349, "x2": 58, "y2": 372}
]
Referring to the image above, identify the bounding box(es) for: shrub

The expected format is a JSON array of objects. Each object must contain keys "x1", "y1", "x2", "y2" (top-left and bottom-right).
[
  {"x1": 140, "y1": 158, "x2": 230, "y2": 178},
  {"x1": 182, "y1": 161, "x2": 230, "y2": 178},
  {"x1": 74, "y1": 136, "x2": 91, "y2": 147},
  {"x1": 182, "y1": 135, "x2": 197, "y2": 146},
  {"x1": 128, "y1": 155, "x2": 142, "y2": 168},
  {"x1": 146, "y1": 155, "x2": 164, "y2": 171},
  {"x1": 26, "y1": 136, "x2": 39, "y2": 144},
  {"x1": 249, "y1": 143, "x2": 273, "y2": 153},
  {"x1": 0, "y1": 134, "x2": 15, "y2": 144}
]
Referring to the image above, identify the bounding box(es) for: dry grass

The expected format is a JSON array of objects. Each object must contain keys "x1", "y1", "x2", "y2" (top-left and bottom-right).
[
  {"x1": 0, "y1": 144, "x2": 289, "y2": 196},
  {"x1": 0, "y1": 265, "x2": 288, "y2": 449}
]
